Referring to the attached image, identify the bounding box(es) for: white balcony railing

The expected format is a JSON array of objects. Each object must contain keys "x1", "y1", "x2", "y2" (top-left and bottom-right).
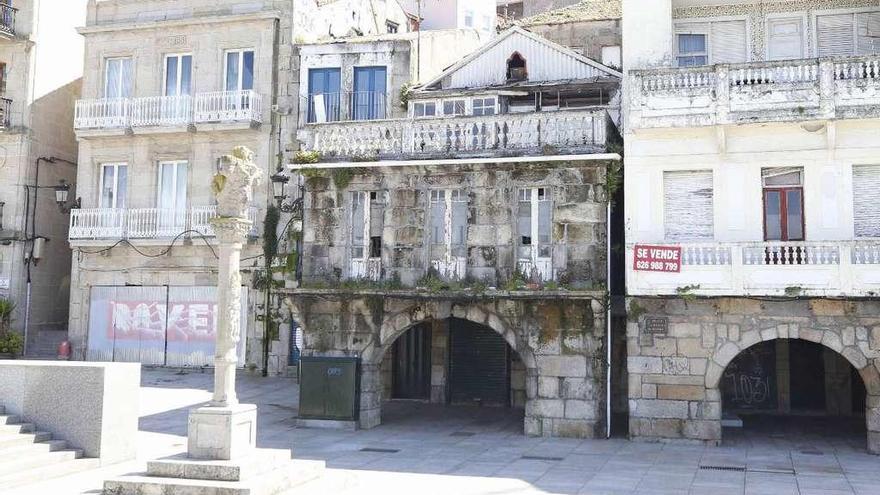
[
  {"x1": 350, "y1": 258, "x2": 381, "y2": 281},
  {"x1": 69, "y1": 206, "x2": 261, "y2": 241},
  {"x1": 301, "y1": 108, "x2": 610, "y2": 159},
  {"x1": 74, "y1": 90, "x2": 263, "y2": 130},
  {"x1": 630, "y1": 55, "x2": 880, "y2": 129},
  {"x1": 627, "y1": 240, "x2": 880, "y2": 297}
]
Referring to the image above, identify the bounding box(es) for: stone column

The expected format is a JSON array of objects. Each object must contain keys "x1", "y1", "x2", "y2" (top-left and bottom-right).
[{"x1": 187, "y1": 146, "x2": 262, "y2": 461}]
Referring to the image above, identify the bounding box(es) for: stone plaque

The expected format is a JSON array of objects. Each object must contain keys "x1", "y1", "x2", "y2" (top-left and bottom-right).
[
  {"x1": 160, "y1": 35, "x2": 187, "y2": 47},
  {"x1": 644, "y1": 317, "x2": 668, "y2": 335}
]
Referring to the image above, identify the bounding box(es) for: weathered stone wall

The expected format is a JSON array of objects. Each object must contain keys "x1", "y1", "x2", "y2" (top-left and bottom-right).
[
  {"x1": 300, "y1": 160, "x2": 609, "y2": 288},
  {"x1": 627, "y1": 297, "x2": 880, "y2": 453},
  {"x1": 527, "y1": 19, "x2": 621, "y2": 64},
  {"x1": 286, "y1": 291, "x2": 607, "y2": 438}
]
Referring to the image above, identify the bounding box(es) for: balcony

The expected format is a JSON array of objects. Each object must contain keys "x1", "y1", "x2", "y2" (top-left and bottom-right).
[
  {"x1": 629, "y1": 56, "x2": 880, "y2": 129},
  {"x1": 74, "y1": 90, "x2": 263, "y2": 134},
  {"x1": 0, "y1": 97, "x2": 11, "y2": 128},
  {"x1": 626, "y1": 241, "x2": 880, "y2": 297},
  {"x1": 299, "y1": 108, "x2": 611, "y2": 161},
  {"x1": 304, "y1": 91, "x2": 388, "y2": 123},
  {"x1": 0, "y1": 3, "x2": 15, "y2": 38},
  {"x1": 69, "y1": 206, "x2": 261, "y2": 242}
]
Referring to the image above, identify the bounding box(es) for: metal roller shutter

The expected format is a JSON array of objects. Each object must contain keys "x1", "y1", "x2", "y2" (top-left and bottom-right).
[
  {"x1": 711, "y1": 20, "x2": 748, "y2": 63},
  {"x1": 449, "y1": 318, "x2": 510, "y2": 406},
  {"x1": 392, "y1": 324, "x2": 432, "y2": 400},
  {"x1": 663, "y1": 170, "x2": 714, "y2": 241},
  {"x1": 853, "y1": 165, "x2": 880, "y2": 237},
  {"x1": 817, "y1": 14, "x2": 855, "y2": 57},
  {"x1": 857, "y1": 11, "x2": 880, "y2": 55}
]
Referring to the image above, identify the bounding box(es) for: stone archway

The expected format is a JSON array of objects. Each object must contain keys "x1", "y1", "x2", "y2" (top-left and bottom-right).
[
  {"x1": 705, "y1": 327, "x2": 880, "y2": 454},
  {"x1": 358, "y1": 300, "x2": 538, "y2": 430}
]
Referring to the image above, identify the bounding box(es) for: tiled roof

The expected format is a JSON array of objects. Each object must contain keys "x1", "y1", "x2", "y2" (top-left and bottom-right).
[{"x1": 519, "y1": 0, "x2": 621, "y2": 26}]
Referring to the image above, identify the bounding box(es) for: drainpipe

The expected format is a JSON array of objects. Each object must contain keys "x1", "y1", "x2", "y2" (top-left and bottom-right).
[{"x1": 606, "y1": 197, "x2": 612, "y2": 438}]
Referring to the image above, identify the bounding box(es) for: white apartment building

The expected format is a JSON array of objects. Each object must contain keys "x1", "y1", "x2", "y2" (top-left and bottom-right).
[
  {"x1": 411, "y1": 0, "x2": 498, "y2": 37},
  {"x1": 622, "y1": 0, "x2": 880, "y2": 453},
  {"x1": 0, "y1": 0, "x2": 85, "y2": 356}
]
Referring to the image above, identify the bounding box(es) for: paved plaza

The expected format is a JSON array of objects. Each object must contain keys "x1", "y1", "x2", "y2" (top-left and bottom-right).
[{"x1": 8, "y1": 369, "x2": 880, "y2": 495}]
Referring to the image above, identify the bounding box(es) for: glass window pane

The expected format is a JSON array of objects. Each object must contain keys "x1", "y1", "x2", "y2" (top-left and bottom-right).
[
  {"x1": 764, "y1": 191, "x2": 782, "y2": 240},
  {"x1": 120, "y1": 58, "x2": 133, "y2": 98},
  {"x1": 181, "y1": 56, "x2": 192, "y2": 95},
  {"x1": 225, "y1": 52, "x2": 239, "y2": 91},
  {"x1": 175, "y1": 163, "x2": 188, "y2": 210},
  {"x1": 101, "y1": 166, "x2": 115, "y2": 207},
  {"x1": 786, "y1": 190, "x2": 804, "y2": 240},
  {"x1": 452, "y1": 201, "x2": 467, "y2": 247},
  {"x1": 430, "y1": 199, "x2": 445, "y2": 245},
  {"x1": 351, "y1": 192, "x2": 364, "y2": 252},
  {"x1": 116, "y1": 165, "x2": 127, "y2": 208},
  {"x1": 538, "y1": 199, "x2": 552, "y2": 245},
  {"x1": 242, "y1": 51, "x2": 254, "y2": 91},
  {"x1": 106, "y1": 59, "x2": 120, "y2": 98},
  {"x1": 160, "y1": 163, "x2": 175, "y2": 210},
  {"x1": 679, "y1": 34, "x2": 706, "y2": 54},
  {"x1": 165, "y1": 57, "x2": 178, "y2": 96}
]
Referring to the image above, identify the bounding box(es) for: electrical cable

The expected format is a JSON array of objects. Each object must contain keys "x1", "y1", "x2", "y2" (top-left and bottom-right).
[{"x1": 75, "y1": 230, "x2": 219, "y2": 259}]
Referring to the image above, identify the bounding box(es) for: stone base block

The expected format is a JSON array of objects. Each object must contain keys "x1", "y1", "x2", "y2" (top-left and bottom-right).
[
  {"x1": 295, "y1": 418, "x2": 358, "y2": 430},
  {"x1": 103, "y1": 451, "x2": 324, "y2": 495},
  {"x1": 188, "y1": 403, "x2": 256, "y2": 461}
]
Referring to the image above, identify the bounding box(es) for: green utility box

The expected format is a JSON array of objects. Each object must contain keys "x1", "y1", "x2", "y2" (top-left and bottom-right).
[{"x1": 299, "y1": 356, "x2": 360, "y2": 421}]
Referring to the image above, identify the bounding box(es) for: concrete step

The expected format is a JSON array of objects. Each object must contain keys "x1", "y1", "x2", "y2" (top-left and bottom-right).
[
  {"x1": 105, "y1": 459, "x2": 325, "y2": 495},
  {"x1": 0, "y1": 440, "x2": 69, "y2": 460},
  {"x1": 0, "y1": 423, "x2": 35, "y2": 435},
  {"x1": 0, "y1": 448, "x2": 83, "y2": 476},
  {"x1": 0, "y1": 457, "x2": 100, "y2": 490},
  {"x1": 0, "y1": 414, "x2": 21, "y2": 425},
  {"x1": 0, "y1": 431, "x2": 51, "y2": 449}
]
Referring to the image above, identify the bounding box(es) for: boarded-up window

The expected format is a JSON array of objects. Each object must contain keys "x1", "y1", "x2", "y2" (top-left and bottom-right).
[
  {"x1": 711, "y1": 20, "x2": 748, "y2": 63},
  {"x1": 816, "y1": 11, "x2": 880, "y2": 56},
  {"x1": 768, "y1": 18, "x2": 804, "y2": 60},
  {"x1": 858, "y1": 12, "x2": 880, "y2": 55},
  {"x1": 853, "y1": 165, "x2": 880, "y2": 237},
  {"x1": 664, "y1": 171, "x2": 714, "y2": 241}
]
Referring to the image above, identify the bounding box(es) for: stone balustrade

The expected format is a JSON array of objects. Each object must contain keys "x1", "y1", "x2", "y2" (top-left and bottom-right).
[
  {"x1": 300, "y1": 108, "x2": 611, "y2": 160},
  {"x1": 627, "y1": 240, "x2": 880, "y2": 297},
  {"x1": 630, "y1": 55, "x2": 880, "y2": 129}
]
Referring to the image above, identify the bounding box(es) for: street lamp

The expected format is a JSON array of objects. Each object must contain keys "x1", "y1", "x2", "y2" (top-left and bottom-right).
[
  {"x1": 54, "y1": 180, "x2": 80, "y2": 213},
  {"x1": 270, "y1": 172, "x2": 289, "y2": 201}
]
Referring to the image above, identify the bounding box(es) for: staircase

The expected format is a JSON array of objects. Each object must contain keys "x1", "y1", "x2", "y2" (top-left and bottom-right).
[{"x1": 0, "y1": 404, "x2": 100, "y2": 489}]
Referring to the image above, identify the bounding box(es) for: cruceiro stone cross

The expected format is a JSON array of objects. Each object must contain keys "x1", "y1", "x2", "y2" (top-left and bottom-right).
[{"x1": 188, "y1": 146, "x2": 262, "y2": 460}]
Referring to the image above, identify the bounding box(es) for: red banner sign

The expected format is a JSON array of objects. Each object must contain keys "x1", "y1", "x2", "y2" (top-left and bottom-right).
[{"x1": 633, "y1": 245, "x2": 682, "y2": 273}]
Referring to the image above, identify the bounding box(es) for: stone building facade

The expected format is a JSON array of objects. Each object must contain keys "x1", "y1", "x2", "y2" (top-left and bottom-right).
[
  {"x1": 0, "y1": 0, "x2": 85, "y2": 354},
  {"x1": 622, "y1": 0, "x2": 880, "y2": 453},
  {"x1": 285, "y1": 26, "x2": 621, "y2": 436}
]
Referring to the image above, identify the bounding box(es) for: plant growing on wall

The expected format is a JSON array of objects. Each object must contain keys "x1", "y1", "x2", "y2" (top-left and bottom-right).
[
  {"x1": 0, "y1": 298, "x2": 21, "y2": 357},
  {"x1": 260, "y1": 205, "x2": 281, "y2": 376}
]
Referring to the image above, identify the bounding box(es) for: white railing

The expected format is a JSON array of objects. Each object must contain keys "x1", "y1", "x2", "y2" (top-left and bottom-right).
[
  {"x1": 303, "y1": 108, "x2": 608, "y2": 158},
  {"x1": 74, "y1": 90, "x2": 263, "y2": 130},
  {"x1": 518, "y1": 258, "x2": 554, "y2": 282},
  {"x1": 69, "y1": 206, "x2": 261, "y2": 240},
  {"x1": 431, "y1": 257, "x2": 467, "y2": 280},
  {"x1": 130, "y1": 95, "x2": 193, "y2": 127},
  {"x1": 627, "y1": 240, "x2": 880, "y2": 297},
  {"x1": 194, "y1": 90, "x2": 263, "y2": 124},
  {"x1": 630, "y1": 55, "x2": 880, "y2": 129},
  {"x1": 350, "y1": 258, "x2": 381, "y2": 281},
  {"x1": 74, "y1": 98, "x2": 129, "y2": 129}
]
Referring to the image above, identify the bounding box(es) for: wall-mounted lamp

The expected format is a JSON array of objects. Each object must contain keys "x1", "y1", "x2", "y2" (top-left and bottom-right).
[
  {"x1": 270, "y1": 173, "x2": 301, "y2": 213},
  {"x1": 54, "y1": 180, "x2": 81, "y2": 213}
]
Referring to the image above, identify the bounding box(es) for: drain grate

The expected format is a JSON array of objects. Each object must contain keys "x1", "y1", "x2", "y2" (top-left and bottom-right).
[
  {"x1": 359, "y1": 447, "x2": 400, "y2": 453},
  {"x1": 521, "y1": 455, "x2": 564, "y2": 462},
  {"x1": 699, "y1": 465, "x2": 746, "y2": 472},
  {"x1": 450, "y1": 431, "x2": 476, "y2": 437},
  {"x1": 749, "y1": 468, "x2": 796, "y2": 475},
  {"x1": 800, "y1": 450, "x2": 824, "y2": 456}
]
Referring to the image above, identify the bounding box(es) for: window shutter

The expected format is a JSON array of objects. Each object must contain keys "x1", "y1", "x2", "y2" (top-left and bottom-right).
[
  {"x1": 711, "y1": 20, "x2": 748, "y2": 63},
  {"x1": 817, "y1": 14, "x2": 855, "y2": 57},
  {"x1": 857, "y1": 11, "x2": 880, "y2": 55},
  {"x1": 767, "y1": 18, "x2": 804, "y2": 60},
  {"x1": 664, "y1": 171, "x2": 714, "y2": 241},
  {"x1": 853, "y1": 165, "x2": 880, "y2": 237}
]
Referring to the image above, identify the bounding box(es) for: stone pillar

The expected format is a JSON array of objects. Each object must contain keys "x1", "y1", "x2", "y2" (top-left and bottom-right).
[
  {"x1": 360, "y1": 362, "x2": 382, "y2": 429},
  {"x1": 187, "y1": 146, "x2": 262, "y2": 461},
  {"x1": 776, "y1": 340, "x2": 790, "y2": 414}
]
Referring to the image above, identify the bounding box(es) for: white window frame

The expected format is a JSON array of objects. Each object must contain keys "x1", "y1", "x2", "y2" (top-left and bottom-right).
[
  {"x1": 163, "y1": 53, "x2": 193, "y2": 97},
  {"x1": 442, "y1": 99, "x2": 466, "y2": 116},
  {"x1": 428, "y1": 189, "x2": 468, "y2": 279},
  {"x1": 98, "y1": 163, "x2": 127, "y2": 209},
  {"x1": 812, "y1": 7, "x2": 880, "y2": 57},
  {"x1": 674, "y1": 30, "x2": 709, "y2": 67},
  {"x1": 350, "y1": 191, "x2": 382, "y2": 280},
  {"x1": 765, "y1": 13, "x2": 808, "y2": 61},
  {"x1": 517, "y1": 187, "x2": 553, "y2": 281},
  {"x1": 104, "y1": 56, "x2": 133, "y2": 98},
  {"x1": 223, "y1": 49, "x2": 255, "y2": 92},
  {"x1": 413, "y1": 101, "x2": 437, "y2": 118},
  {"x1": 156, "y1": 160, "x2": 189, "y2": 212},
  {"x1": 472, "y1": 97, "x2": 496, "y2": 116}
]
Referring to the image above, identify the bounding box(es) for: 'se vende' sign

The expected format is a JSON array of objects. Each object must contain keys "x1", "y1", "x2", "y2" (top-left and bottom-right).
[{"x1": 633, "y1": 245, "x2": 682, "y2": 273}]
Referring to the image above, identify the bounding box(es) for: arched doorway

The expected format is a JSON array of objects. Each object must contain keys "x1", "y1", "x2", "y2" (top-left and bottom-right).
[
  {"x1": 364, "y1": 316, "x2": 536, "y2": 433},
  {"x1": 719, "y1": 339, "x2": 869, "y2": 449}
]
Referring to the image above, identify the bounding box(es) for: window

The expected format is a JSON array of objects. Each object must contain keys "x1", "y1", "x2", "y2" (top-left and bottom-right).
[
  {"x1": 506, "y1": 52, "x2": 527, "y2": 81},
  {"x1": 518, "y1": 187, "x2": 553, "y2": 281},
  {"x1": 104, "y1": 57, "x2": 133, "y2": 98},
  {"x1": 350, "y1": 191, "x2": 383, "y2": 280},
  {"x1": 157, "y1": 161, "x2": 188, "y2": 233},
  {"x1": 853, "y1": 165, "x2": 880, "y2": 237},
  {"x1": 429, "y1": 190, "x2": 467, "y2": 253},
  {"x1": 464, "y1": 9, "x2": 474, "y2": 28},
  {"x1": 386, "y1": 20, "x2": 399, "y2": 33},
  {"x1": 99, "y1": 163, "x2": 127, "y2": 209},
  {"x1": 762, "y1": 167, "x2": 804, "y2": 241},
  {"x1": 164, "y1": 54, "x2": 192, "y2": 96},
  {"x1": 817, "y1": 11, "x2": 880, "y2": 57},
  {"x1": 676, "y1": 33, "x2": 708, "y2": 67},
  {"x1": 472, "y1": 97, "x2": 495, "y2": 116},
  {"x1": 225, "y1": 49, "x2": 255, "y2": 92},
  {"x1": 413, "y1": 101, "x2": 436, "y2": 118},
  {"x1": 663, "y1": 170, "x2": 714, "y2": 241},
  {"x1": 442, "y1": 100, "x2": 465, "y2": 116},
  {"x1": 307, "y1": 67, "x2": 341, "y2": 123},
  {"x1": 767, "y1": 18, "x2": 804, "y2": 60},
  {"x1": 352, "y1": 66, "x2": 387, "y2": 120}
]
